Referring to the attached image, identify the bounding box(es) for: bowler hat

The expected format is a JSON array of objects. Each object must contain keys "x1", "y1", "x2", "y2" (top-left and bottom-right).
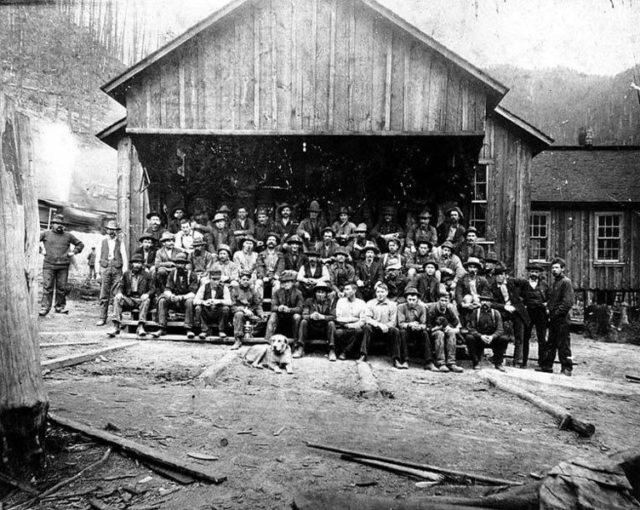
[
  {"x1": 130, "y1": 254, "x2": 144, "y2": 263},
  {"x1": 287, "y1": 234, "x2": 303, "y2": 245},
  {"x1": 217, "y1": 204, "x2": 232, "y2": 214},
  {"x1": 355, "y1": 223, "x2": 368, "y2": 233},
  {"x1": 363, "y1": 241, "x2": 380, "y2": 254},
  {"x1": 159, "y1": 232, "x2": 175, "y2": 243},
  {"x1": 277, "y1": 202, "x2": 293, "y2": 212},
  {"x1": 334, "y1": 247, "x2": 349, "y2": 257},
  {"x1": 172, "y1": 206, "x2": 185, "y2": 215},
  {"x1": 51, "y1": 213, "x2": 66, "y2": 225},
  {"x1": 313, "y1": 281, "x2": 332, "y2": 293},
  {"x1": 466, "y1": 226, "x2": 478, "y2": 235},
  {"x1": 464, "y1": 257, "x2": 483, "y2": 270},
  {"x1": 415, "y1": 237, "x2": 433, "y2": 248},
  {"x1": 493, "y1": 264, "x2": 507, "y2": 275},
  {"x1": 526, "y1": 263, "x2": 543, "y2": 271},
  {"x1": 321, "y1": 226, "x2": 335, "y2": 236},
  {"x1": 485, "y1": 251, "x2": 499, "y2": 263},
  {"x1": 440, "y1": 241, "x2": 455, "y2": 251},
  {"x1": 445, "y1": 206, "x2": 464, "y2": 220},
  {"x1": 404, "y1": 287, "x2": 419, "y2": 296},
  {"x1": 172, "y1": 252, "x2": 189, "y2": 263},
  {"x1": 192, "y1": 237, "x2": 207, "y2": 247},
  {"x1": 307, "y1": 200, "x2": 321, "y2": 213},
  {"x1": 423, "y1": 258, "x2": 439, "y2": 270},
  {"x1": 146, "y1": 211, "x2": 161, "y2": 220},
  {"x1": 217, "y1": 244, "x2": 232, "y2": 256},
  {"x1": 213, "y1": 213, "x2": 226, "y2": 222},
  {"x1": 104, "y1": 219, "x2": 121, "y2": 231},
  {"x1": 138, "y1": 234, "x2": 155, "y2": 243}
]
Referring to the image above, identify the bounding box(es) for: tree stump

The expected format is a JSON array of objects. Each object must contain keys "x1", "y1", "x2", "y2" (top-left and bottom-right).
[{"x1": 0, "y1": 94, "x2": 48, "y2": 477}]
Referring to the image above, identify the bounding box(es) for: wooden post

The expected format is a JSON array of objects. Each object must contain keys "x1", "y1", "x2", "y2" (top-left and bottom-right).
[
  {"x1": 117, "y1": 136, "x2": 148, "y2": 257},
  {"x1": 0, "y1": 94, "x2": 49, "y2": 477}
]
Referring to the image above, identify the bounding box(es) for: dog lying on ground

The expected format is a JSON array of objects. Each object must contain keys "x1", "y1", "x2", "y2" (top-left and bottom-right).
[{"x1": 243, "y1": 334, "x2": 293, "y2": 374}]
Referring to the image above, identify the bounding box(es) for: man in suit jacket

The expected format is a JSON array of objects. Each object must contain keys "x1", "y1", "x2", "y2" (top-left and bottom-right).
[
  {"x1": 455, "y1": 257, "x2": 490, "y2": 327},
  {"x1": 436, "y1": 206, "x2": 466, "y2": 246},
  {"x1": 134, "y1": 234, "x2": 157, "y2": 270},
  {"x1": 522, "y1": 263, "x2": 550, "y2": 367},
  {"x1": 298, "y1": 282, "x2": 337, "y2": 360},
  {"x1": 355, "y1": 242, "x2": 384, "y2": 301}
]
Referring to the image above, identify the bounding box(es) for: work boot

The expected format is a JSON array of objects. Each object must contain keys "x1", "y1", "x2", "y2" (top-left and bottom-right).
[
  {"x1": 54, "y1": 307, "x2": 69, "y2": 314},
  {"x1": 535, "y1": 367, "x2": 553, "y2": 374},
  {"x1": 494, "y1": 364, "x2": 506, "y2": 372},
  {"x1": 39, "y1": 308, "x2": 49, "y2": 317},
  {"x1": 393, "y1": 358, "x2": 403, "y2": 369},
  {"x1": 107, "y1": 324, "x2": 120, "y2": 338},
  {"x1": 230, "y1": 338, "x2": 242, "y2": 350},
  {"x1": 424, "y1": 362, "x2": 438, "y2": 372},
  {"x1": 292, "y1": 346, "x2": 304, "y2": 359},
  {"x1": 438, "y1": 364, "x2": 450, "y2": 373},
  {"x1": 152, "y1": 328, "x2": 166, "y2": 338},
  {"x1": 218, "y1": 331, "x2": 227, "y2": 339},
  {"x1": 401, "y1": 361, "x2": 409, "y2": 370},
  {"x1": 338, "y1": 352, "x2": 347, "y2": 361},
  {"x1": 136, "y1": 324, "x2": 147, "y2": 337},
  {"x1": 198, "y1": 330, "x2": 208, "y2": 340},
  {"x1": 186, "y1": 329, "x2": 195, "y2": 339},
  {"x1": 96, "y1": 319, "x2": 106, "y2": 326},
  {"x1": 328, "y1": 349, "x2": 337, "y2": 362},
  {"x1": 357, "y1": 354, "x2": 366, "y2": 363},
  {"x1": 560, "y1": 368, "x2": 572, "y2": 377},
  {"x1": 448, "y1": 364, "x2": 463, "y2": 373}
]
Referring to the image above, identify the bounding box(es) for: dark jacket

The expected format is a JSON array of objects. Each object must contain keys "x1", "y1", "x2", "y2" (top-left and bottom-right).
[
  {"x1": 134, "y1": 247, "x2": 157, "y2": 269},
  {"x1": 283, "y1": 252, "x2": 307, "y2": 272},
  {"x1": 455, "y1": 274, "x2": 491, "y2": 305},
  {"x1": 230, "y1": 285, "x2": 263, "y2": 315},
  {"x1": 416, "y1": 274, "x2": 440, "y2": 304},
  {"x1": 117, "y1": 269, "x2": 155, "y2": 298},
  {"x1": 436, "y1": 223, "x2": 466, "y2": 245},
  {"x1": 490, "y1": 278, "x2": 530, "y2": 325},
  {"x1": 40, "y1": 230, "x2": 84, "y2": 269},
  {"x1": 547, "y1": 275, "x2": 574, "y2": 321},
  {"x1": 302, "y1": 297, "x2": 336, "y2": 321},
  {"x1": 468, "y1": 307, "x2": 504, "y2": 339},
  {"x1": 457, "y1": 242, "x2": 485, "y2": 264},
  {"x1": 355, "y1": 260, "x2": 384, "y2": 293},
  {"x1": 271, "y1": 287, "x2": 304, "y2": 314},
  {"x1": 166, "y1": 268, "x2": 199, "y2": 295},
  {"x1": 521, "y1": 279, "x2": 549, "y2": 309},
  {"x1": 330, "y1": 262, "x2": 356, "y2": 292}
]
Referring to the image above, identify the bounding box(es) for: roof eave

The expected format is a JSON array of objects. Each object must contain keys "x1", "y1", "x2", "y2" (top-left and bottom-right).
[
  {"x1": 96, "y1": 117, "x2": 127, "y2": 149},
  {"x1": 494, "y1": 105, "x2": 554, "y2": 152}
]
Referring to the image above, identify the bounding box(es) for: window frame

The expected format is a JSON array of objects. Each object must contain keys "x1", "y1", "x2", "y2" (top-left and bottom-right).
[
  {"x1": 470, "y1": 163, "x2": 488, "y2": 240},
  {"x1": 594, "y1": 212, "x2": 623, "y2": 264},
  {"x1": 529, "y1": 211, "x2": 550, "y2": 263}
]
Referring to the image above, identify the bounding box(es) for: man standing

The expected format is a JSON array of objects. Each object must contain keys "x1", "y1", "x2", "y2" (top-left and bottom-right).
[
  {"x1": 355, "y1": 242, "x2": 383, "y2": 301},
  {"x1": 265, "y1": 271, "x2": 304, "y2": 353},
  {"x1": 142, "y1": 211, "x2": 167, "y2": 248},
  {"x1": 456, "y1": 226, "x2": 485, "y2": 264},
  {"x1": 522, "y1": 263, "x2": 549, "y2": 368},
  {"x1": 39, "y1": 214, "x2": 84, "y2": 316},
  {"x1": 298, "y1": 282, "x2": 337, "y2": 360},
  {"x1": 436, "y1": 206, "x2": 466, "y2": 246},
  {"x1": 426, "y1": 292, "x2": 463, "y2": 372},
  {"x1": 335, "y1": 282, "x2": 369, "y2": 361},
  {"x1": 464, "y1": 293, "x2": 509, "y2": 371},
  {"x1": 95, "y1": 220, "x2": 128, "y2": 326},
  {"x1": 483, "y1": 251, "x2": 500, "y2": 286},
  {"x1": 455, "y1": 257, "x2": 490, "y2": 327},
  {"x1": 538, "y1": 258, "x2": 574, "y2": 376},
  {"x1": 194, "y1": 268, "x2": 232, "y2": 339},
  {"x1": 297, "y1": 201, "x2": 325, "y2": 250},
  {"x1": 364, "y1": 283, "x2": 402, "y2": 368},
  {"x1": 107, "y1": 254, "x2": 154, "y2": 338},
  {"x1": 230, "y1": 271, "x2": 266, "y2": 350},
  {"x1": 398, "y1": 287, "x2": 434, "y2": 371},
  {"x1": 276, "y1": 203, "x2": 300, "y2": 245}
]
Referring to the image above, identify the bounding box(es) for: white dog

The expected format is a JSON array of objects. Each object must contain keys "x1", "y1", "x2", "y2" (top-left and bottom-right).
[{"x1": 243, "y1": 334, "x2": 293, "y2": 374}]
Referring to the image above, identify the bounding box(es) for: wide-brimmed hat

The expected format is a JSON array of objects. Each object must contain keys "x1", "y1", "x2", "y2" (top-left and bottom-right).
[
  {"x1": 280, "y1": 270, "x2": 297, "y2": 282},
  {"x1": 415, "y1": 237, "x2": 433, "y2": 248},
  {"x1": 159, "y1": 232, "x2": 175, "y2": 243},
  {"x1": 313, "y1": 281, "x2": 332, "y2": 292},
  {"x1": 217, "y1": 244, "x2": 232, "y2": 255},
  {"x1": 526, "y1": 263, "x2": 543, "y2": 271},
  {"x1": 209, "y1": 268, "x2": 222, "y2": 277},
  {"x1": 239, "y1": 234, "x2": 257, "y2": 246},
  {"x1": 138, "y1": 233, "x2": 155, "y2": 243},
  {"x1": 445, "y1": 206, "x2": 464, "y2": 220},
  {"x1": 172, "y1": 252, "x2": 189, "y2": 263},
  {"x1": 418, "y1": 210, "x2": 432, "y2": 219},
  {"x1": 440, "y1": 241, "x2": 455, "y2": 251},
  {"x1": 265, "y1": 232, "x2": 280, "y2": 244},
  {"x1": 104, "y1": 219, "x2": 121, "y2": 231},
  {"x1": 321, "y1": 226, "x2": 335, "y2": 236},
  {"x1": 172, "y1": 206, "x2": 186, "y2": 215},
  {"x1": 355, "y1": 223, "x2": 368, "y2": 233},
  {"x1": 338, "y1": 206, "x2": 351, "y2": 215},
  {"x1": 493, "y1": 264, "x2": 508, "y2": 275},
  {"x1": 193, "y1": 237, "x2": 207, "y2": 247},
  {"x1": 464, "y1": 257, "x2": 483, "y2": 269},
  {"x1": 130, "y1": 254, "x2": 144, "y2": 263},
  {"x1": 51, "y1": 213, "x2": 66, "y2": 225},
  {"x1": 485, "y1": 251, "x2": 499, "y2": 263},
  {"x1": 217, "y1": 204, "x2": 232, "y2": 214},
  {"x1": 404, "y1": 287, "x2": 420, "y2": 297},
  {"x1": 213, "y1": 213, "x2": 226, "y2": 222},
  {"x1": 287, "y1": 234, "x2": 303, "y2": 245},
  {"x1": 239, "y1": 270, "x2": 253, "y2": 279},
  {"x1": 479, "y1": 293, "x2": 495, "y2": 302},
  {"x1": 439, "y1": 267, "x2": 455, "y2": 278},
  {"x1": 334, "y1": 247, "x2": 349, "y2": 257},
  {"x1": 362, "y1": 241, "x2": 380, "y2": 254},
  {"x1": 423, "y1": 258, "x2": 439, "y2": 270},
  {"x1": 277, "y1": 202, "x2": 293, "y2": 212},
  {"x1": 306, "y1": 250, "x2": 320, "y2": 257},
  {"x1": 307, "y1": 200, "x2": 321, "y2": 213},
  {"x1": 146, "y1": 211, "x2": 161, "y2": 220}
]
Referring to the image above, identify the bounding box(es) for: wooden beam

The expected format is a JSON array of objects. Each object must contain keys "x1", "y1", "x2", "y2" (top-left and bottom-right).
[
  {"x1": 41, "y1": 342, "x2": 138, "y2": 371},
  {"x1": 341, "y1": 455, "x2": 443, "y2": 482},
  {"x1": 253, "y1": 6, "x2": 260, "y2": 129},
  {"x1": 126, "y1": 127, "x2": 486, "y2": 137},
  {"x1": 40, "y1": 341, "x2": 101, "y2": 348},
  {"x1": 327, "y1": 0, "x2": 337, "y2": 130},
  {"x1": 48, "y1": 413, "x2": 227, "y2": 485},
  {"x1": 383, "y1": 31, "x2": 392, "y2": 130}
]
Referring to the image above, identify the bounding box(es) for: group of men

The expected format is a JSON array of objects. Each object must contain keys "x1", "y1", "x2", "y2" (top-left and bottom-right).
[{"x1": 38, "y1": 202, "x2": 576, "y2": 375}]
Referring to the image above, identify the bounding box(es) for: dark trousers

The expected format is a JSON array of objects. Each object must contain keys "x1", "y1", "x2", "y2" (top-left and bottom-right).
[
  {"x1": 364, "y1": 325, "x2": 401, "y2": 361},
  {"x1": 507, "y1": 314, "x2": 526, "y2": 366},
  {"x1": 41, "y1": 266, "x2": 69, "y2": 311},
  {"x1": 112, "y1": 295, "x2": 152, "y2": 324},
  {"x1": 524, "y1": 306, "x2": 548, "y2": 365},
  {"x1": 99, "y1": 265, "x2": 123, "y2": 320},
  {"x1": 298, "y1": 319, "x2": 336, "y2": 349},
  {"x1": 401, "y1": 329, "x2": 430, "y2": 364},
  {"x1": 465, "y1": 333, "x2": 509, "y2": 367},
  {"x1": 88, "y1": 266, "x2": 96, "y2": 280},
  {"x1": 335, "y1": 326, "x2": 370, "y2": 358},
  {"x1": 265, "y1": 312, "x2": 302, "y2": 342},
  {"x1": 157, "y1": 296, "x2": 194, "y2": 329},
  {"x1": 195, "y1": 305, "x2": 230, "y2": 334},
  {"x1": 432, "y1": 330, "x2": 457, "y2": 366},
  {"x1": 542, "y1": 316, "x2": 572, "y2": 371}
]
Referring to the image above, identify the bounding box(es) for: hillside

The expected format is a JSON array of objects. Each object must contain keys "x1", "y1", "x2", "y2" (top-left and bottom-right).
[{"x1": 487, "y1": 64, "x2": 640, "y2": 145}]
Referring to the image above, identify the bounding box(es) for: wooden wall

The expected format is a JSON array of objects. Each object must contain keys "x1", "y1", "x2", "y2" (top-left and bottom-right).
[
  {"x1": 531, "y1": 205, "x2": 640, "y2": 291},
  {"x1": 125, "y1": 0, "x2": 487, "y2": 135},
  {"x1": 482, "y1": 114, "x2": 533, "y2": 276},
  {"x1": 117, "y1": 137, "x2": 148, "y2": 257}
]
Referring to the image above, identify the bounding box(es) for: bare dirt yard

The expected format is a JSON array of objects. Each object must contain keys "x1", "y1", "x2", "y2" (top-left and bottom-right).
[{"x1": 5, "y1": 296, "x2": 640, "y2": 509}]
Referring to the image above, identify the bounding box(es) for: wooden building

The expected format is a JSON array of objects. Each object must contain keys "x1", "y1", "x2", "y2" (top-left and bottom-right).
[
  {"x1": 530, "y1": 146, "x2": 640, "y2": 307},
  {"x1": 97, "y1": 0, "x2": 552, "y2": 273}
]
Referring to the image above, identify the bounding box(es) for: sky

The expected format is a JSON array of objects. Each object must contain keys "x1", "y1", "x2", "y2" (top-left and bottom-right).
[{"x1": 149, "y1": 0, "x2": 640, "y2": 76}]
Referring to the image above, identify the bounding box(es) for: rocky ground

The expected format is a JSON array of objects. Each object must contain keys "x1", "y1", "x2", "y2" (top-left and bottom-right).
[{"x1": 4, "y1": 297, "x2": 640, "y2": 509}]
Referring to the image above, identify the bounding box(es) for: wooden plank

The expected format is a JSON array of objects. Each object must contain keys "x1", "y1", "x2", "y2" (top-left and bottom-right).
[
  {"x1": 347, "y1": 0, "x2": 356, "y2": 130},
  {"x1": 427, "y1": 56, "x2": 444, "y2": 131},
  {"x1": 236, "y1": 5, "x2": 254, "y2": 129},
  {"x1": 48, "y1": 413, "x2": 227, "y2": 485},
  {"x1": 149, "y1": 66, "x2": 162, "y2": 127},
  {"x1": 332, "y1": 0, "x2": 351, "y2": 132},
  {"x1": 126, "y1": 127, "x2": 486, "y2": 136},
  {"x1": 420, "y1": 48, "x2": 433, "y2": 131},
  {"x1": 257, "y1": 0, "x2": 273, "y2": 130},
  {"x1": 178, "y1": 57, "x2": 186, "y2": 129},
  {"x1": 445, "y1": 67, "x2": 461, "y2": 132},
  {"x1": 408, "y1": 43, "x2": 422, "y2": 131},
  {"x1": 116, "y1": 137, "x2": 132, "y2": 249},
  {"x1": 218, "y1": 18, "x2": 236, "y2": 129},
  {"x1": 291, "y1": 0, "x2": 303, "y2": 129},
  {"x1": 197, "y1": 351, "x2": 239, "y2": 387},
  {"x1": 402, "y1": 42, "x2": 410, "y2": 131},
  {"x1": 213, "y1": 29, "x2": 224, "y2": 129},
  {"x1": 126, "y1": 80, "x2": 141, "y2": 128},
  {"x1": 370, "y1": 15, "x2": 387, "y2": 131},
  {"x1": 129, "y1": 143, "x2": 146, "y2": 255},
  {"x1": 315, "y1": 0, "x2": 332, "y2": 131},
  {"x1": 298, "y1": 0, "x2": 315, "y2": 130},
  {"x1": 41, "y1": 342, "x2": 138, "y2": 371},
  {"x1": 275, "y1": 0, "x2": 293, "y2": 130},
  {"x1": 461, "y1": 78, "x2": 469, "y2": 131},
  {"x1": 353, "y1": 4, "x2": 373, "y2": 132},
  {"x1": 202, "y1": 28, "x2": 217, "y2": 130},
  {"x1": 40, "y1": 341, "x2": 101, "y2": 348},
  {"x1": 327, "y1": 0, "x2": 337, "y2": 130},
  {"x1": 389, "y1": 29, "x2": 404, "y2": 131},
  {"x1": 163, "y1": 56, "x2": 181, "y2": 129}
]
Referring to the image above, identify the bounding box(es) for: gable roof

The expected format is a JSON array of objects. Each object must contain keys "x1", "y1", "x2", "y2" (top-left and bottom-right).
[
  {"x1": 493, "y1": 106, "x2": 553, "y2": 151},
  {"x1": 531, "y1": 147, "x2": 640, "y2": 203},
  {"x1": 102, "y1": 0, "x2": 507, "y2": 106}
]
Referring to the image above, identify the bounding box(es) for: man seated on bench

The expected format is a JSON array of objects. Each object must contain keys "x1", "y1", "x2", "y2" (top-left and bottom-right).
[
  {"x1": 265, "y1": 270, "x2": 304, "y2": 353},
  {"x1": 107, "y1": 254, "x2": 154, "y2": 338},
  {"x1": 298, "y1": 282, "x2": 337, "y2": 361},
  {"x1": 335, "y1": 282, "x2": 369, "y2": 361},
  {"x1": 426, "y1": 291, "x2": 464, "y2": 373},
  {"x1": 194, "y1": 268, "x2": 232, "y2": 340},
  {"x1": 464, "y1": 293, "x2": 509, "y2": 372},
  {"x1": 398, "y1": 287, "x2": 434, "y2": 371},
  {"x1": 364, "y1": 282, "x2": 402, "y2": 368},
  {"x1": 230, "y1": 270, "x2": 267, "y2": 350},
  {"x1": 153, "y1": 252, "x2": 198, "y2": 339}
]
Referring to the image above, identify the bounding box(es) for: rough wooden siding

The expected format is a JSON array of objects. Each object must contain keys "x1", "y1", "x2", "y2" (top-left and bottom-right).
[
  {"x1": 117, "y1": 137, "x2": 148, "y2": 257},
  {"x1": 532, "y1": 206, "x2": 640, "y2": 291},
  {"x1": 125, "y1": 0, "x2": 487, "y2": 135}
]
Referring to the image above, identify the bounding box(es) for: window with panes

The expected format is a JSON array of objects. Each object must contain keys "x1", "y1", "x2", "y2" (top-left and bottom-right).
[
  {"x1": 470, "y1": 164, "x2": 488, "y2": 238},
  {"x1": 595, "y1": 213, "x2": 622, "y2": 262},
  {"x1": 529, "y1": 212, "x2": 549, "y2": 261}
]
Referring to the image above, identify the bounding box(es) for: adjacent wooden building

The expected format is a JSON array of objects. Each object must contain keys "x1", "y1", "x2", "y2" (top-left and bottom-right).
[{"x1": 97, "y1": 0, "x2": 552, "y2": 273}]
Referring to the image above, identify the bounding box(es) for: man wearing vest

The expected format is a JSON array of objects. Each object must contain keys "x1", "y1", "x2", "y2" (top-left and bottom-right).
[
  {"x1": 265, "y1": 271, "x2": 304, "y2": 353},
  {"x1": 398, "y1": 287, "x2": 435, "y2": 371},
  {"x1": 297, "y1": 251, "x2": 330, "y2": 298},
  {"x1": 298, "y1": 282, "x2": 337, "y2": 360},
  {"x1": 464, "y1": 293, "x2": 509, "y2": 371},
  {"x1": 153, "y1": 252, "x2": 198, "y2": 338},
  {"x1": 426, "y1": 292, "x2": 464, "y2": 373},
  {"x1": 522, "y1": 263, "x2": 550, "y2": 368},
  {"x1": 39, "y1": 214, "x2": 85, "y2": 316},
  {"x1": 194, "y1": 268, "x2": 232, "y2": 339},
  {"x1": 95, "y1": 220, "x2": 128, "y2": 326},
  {"x1": 107, "y1": 254, "x2": 154, "y2": 338}
]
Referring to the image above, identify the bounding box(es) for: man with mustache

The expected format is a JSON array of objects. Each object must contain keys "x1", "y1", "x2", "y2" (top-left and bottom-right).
[
  {"x1": 522, "y1": 263, "x2": 549, "y2": 368},
  {"x1": 355, "y1": 242, "x2": 383, "y2": 301},
  {"x1": 96, "y1": 219, "x2": 128, "y2": 326},
  {"x1": 464, "y1": 293, "x2": 509, "y2": 371}
]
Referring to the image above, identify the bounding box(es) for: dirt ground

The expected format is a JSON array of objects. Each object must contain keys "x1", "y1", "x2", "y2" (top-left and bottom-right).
[{"x1": 5, "y1": 296, "x2": 640, "y2": 509}]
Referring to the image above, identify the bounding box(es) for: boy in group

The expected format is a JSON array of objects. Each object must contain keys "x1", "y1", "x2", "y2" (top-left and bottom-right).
[
  {"x1": 297, "y1": 251, "x2": 331, "y2": 298},
  {"x1": 194, "y1": 268, "x2": 232, "y2": 339},
  {"x1": 332, "y1": 206, "x2": 357, "y2": 246},
  {"x1": 330, "y1": 247, "x2": 356, "y2": 297},
  {"x1": 416, "y1": 259, "x2": 440, "y2": 304},
  {"x1": 256, "y1": 232, "x2": 284, "y2": 297},
  {"x1": 107, "y1": 254, "x2": 154, "y2": 338},
  {"x1": 335, "y1": 282, "x2": 370, "y2": 361},
  {"x1": 175, "y1": 218, "x2": 196, "y2": 254},
  {"x1": 230, "y1": 271, "x2": 267, "y2": 350},
  {"x1": 153, "y1": 252, "x2": 198, "y2": 339},
  {"x1": 464, "y1": 293, "x2": 509, "y2": 371},
  {"x1": 397, "y1": 287, "x2": 435, "y2": 371},
  {"x1": 211, "y1": 244, "x2": 239, "y2": 288},
  {"x1": 276, "y1": 203, "x2": 299, "y2": 244},
  {"x1": 348, "y1": 223, "x2": 374, "y2": 261},
  {"x1": 426, "y1": 292, "x2": 463, "y2": 372},
  {"x1": 265, "y1": 271, "x2": 304, "y2": 353},
  {"x1": 297, "y1": 282, "x2": 337, "y2": 360},
  {"x1": 364, "y1": 283, "x2": 402, "y2": 368},
  {"x1": 135, "y1": 234, "x2": 157, "y2": 269},
  {"x1": 355, "y1": 242, "x2": 384, "y2": 301}
]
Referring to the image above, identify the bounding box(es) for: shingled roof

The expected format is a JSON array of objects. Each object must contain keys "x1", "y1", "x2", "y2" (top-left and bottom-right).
[{"x1": 531, "y1": 147, "x2": 640, "y2": 203}]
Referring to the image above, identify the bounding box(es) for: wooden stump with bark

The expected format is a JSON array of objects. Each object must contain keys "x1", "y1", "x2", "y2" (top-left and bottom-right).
[{"x1": 0, "y1": 93, "x2": 49, "y2": 478}]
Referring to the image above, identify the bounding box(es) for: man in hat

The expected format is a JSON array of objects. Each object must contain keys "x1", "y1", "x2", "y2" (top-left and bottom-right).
[
  {"x1": 335, "y1": 282, "x2": 370, "y2": 361},
  {"x1": 175, "y1": 218, "x2": 197, "y2": 254},
  {"x1": 282, "y1": 235, "x2": 307, "y2": 272},
  {"x1": 217, "y1": 204, "x2": 232, "y2": 221},
  {"x1": 457, "y1": 226, "x2": 485, "y2": 264},
  {"x1": 153, "y1": 232, "x2": 182, "y2": 292},
  {"x1": 230, "y1": 270, "x2": 266, "y2": 349},
  {"x1": 355, "y1": 242, "x2": 384, "y2": 301},
  {"x1": 371, "y1": 206, "x2": 404, "y2": 253},
  {"x1": 194, "y1": 268, "x2": 232, "y2": 339},
  {"x1": 191, "y1": 210, "x2": 216, "y2": 252},
  {"x1": 398, "y1": 287, "x2": 435, "y2": 371},
  {"x1": 153, "y1": 252, "x2": 199, "y2": 338},
  {"x1": 297, "y1": 200, "x2": 326, "y2": 250},
  {"x1": 316, "y1": 227, "x2": 339, "y2": 264},
  {"x1": 189, "y1": 236, "x2": 215, "y2": 280},
  {"x1": 168, "y1": 207, "x2": 186, "y2": 234},
  {"x1": 490, "y1": 265, "x2": 530, "y2": 368},
  {"x1": 330, "y1": 247, "x2": 356, "y2": 297},
  {"x1": 416, "y1": 259, "x2": 440, "y2": 304},
  {"x1": 432, "y1": 241, "x2": 465, "y2": 290},
  {"x1": 437, "y1": 206, "x2": 466, "y2": 246},
  {"x1": 348, "y1": 223, "x2": 375, "y2": 261},
  {"x1": 438, "y1": 268, "x2": 456, "y2": 300},
  {"x1": 464, "y1": 293, "x2": 509, "y2": 371},
  {"x1": 211, "y1": 244, "x2": 239, "y2": 288},
  {"x1": 107, "y1": 254, "x2": 154, "y2": 338},
  {"x1": 256, "y1": 232, "x2": 285, "y2": 297},
  {"x1": 298, "y1": 281, "x2": 337, "y2": 360},
  {"x1": 39, "y1": 214, "x2": 85, "y2": 316},
  {"x1": 254, "y1": 207, "x2": 275, "y2": 250},
  {"x1": 96, "y1": 219, "x2": 128, "y2": 326},
  {"x1": 406, "y1": 239, "x2": 433, "y2": 279},
  {"x1": 142, "y1": 211, "x2": 167, "y2": 247},
  {"x1": 381, "y1": 238, "x2": 408, "y2": 300},
  {"x1": 332, "y1": 207, "x2": 357, "y2": 246},
  {"x1": 233, "y1": 233, "x2": 262, "y2": 296},
  {"x1": 265, "y1": 270, "x2": 304, "y2": 350},
  {"x1": 455, "y1": 257, "x2": 491, "y2": 327},
  {"x1": 483, "y1": 251, "x2": 500, "y2": 286},
  {"x1": 364, "y1": 283, "x2": 401, "y2": 368},
  {"x1": 297, "y1": 251, "x2": 330, "y2": 298},
  {"x1": 134, "y1": 234, "x2": 157, "y2": 270},
  {"x1": 276, "y1": 203, "x2": 299, "y2": 244},
  {"x1": 426, "y1": 292, "x2": 464, "y2": 372},
  {"x1": 229, "y1": 206, "x2": 255, "y2": 237},
  {"x1": 538, "y1": 258, "x2": 574, "y2": 376},
  {"x1": 87, "y1": 247, "x2": 97, "y2": 281},
  {"x1": 209, "y1": 213, "x2": 233, "y2": 252},
  {"x1": 522, "y1": 263, "x2": 549, "y2": 368},
  {"x1": 406, "y1": 210, "x2": 437, "y2": 252}
]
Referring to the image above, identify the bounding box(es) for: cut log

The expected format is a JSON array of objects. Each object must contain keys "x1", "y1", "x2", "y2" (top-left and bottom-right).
[
  {"x1": 305, "y1": 442, "x2": 522, "y2": 486},
  {"x1": 41, "y1": 342, "x2": 138, "y2": 371},
  {"x1": 48, "y1": 413, "x2": 226, "y2": 484},
  {"x1": 197, "y1": 351, "x2": 238, "y2": 387},
  {"x1": 341, "y1": 455, "x2": 443, "y2": 482},
  {"x1": 0, "y1": 93, "x2": 49, "y2": 477},
  {"x1": 40, "y1": 341, "x2": 102, "y2": 348},
  {"x1": 478, "y1": 371, "x2": 595, "y2": 438},
  {"x1": 625, "y1": 374, "x2": 640, "y2": 383},
  {"x1": 356, "y1": 360, "x2": 380, "y2": 398}
]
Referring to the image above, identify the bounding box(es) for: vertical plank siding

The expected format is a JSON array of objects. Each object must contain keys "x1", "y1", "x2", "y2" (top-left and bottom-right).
[{"x1": 124, "y1": 0, "x2": 487, "y2": 134}]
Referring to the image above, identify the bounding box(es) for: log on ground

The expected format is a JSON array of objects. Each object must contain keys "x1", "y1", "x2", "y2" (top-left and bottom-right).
[
  {"x1": 197, "y1": 351, "x2": 239, "y2": 387},
  {"x1": 41, "y1": 342, "x2": 139, "y2": 371},
  {"x1": 356, "y1": 360, "x2": 380, "y2": 398}
]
